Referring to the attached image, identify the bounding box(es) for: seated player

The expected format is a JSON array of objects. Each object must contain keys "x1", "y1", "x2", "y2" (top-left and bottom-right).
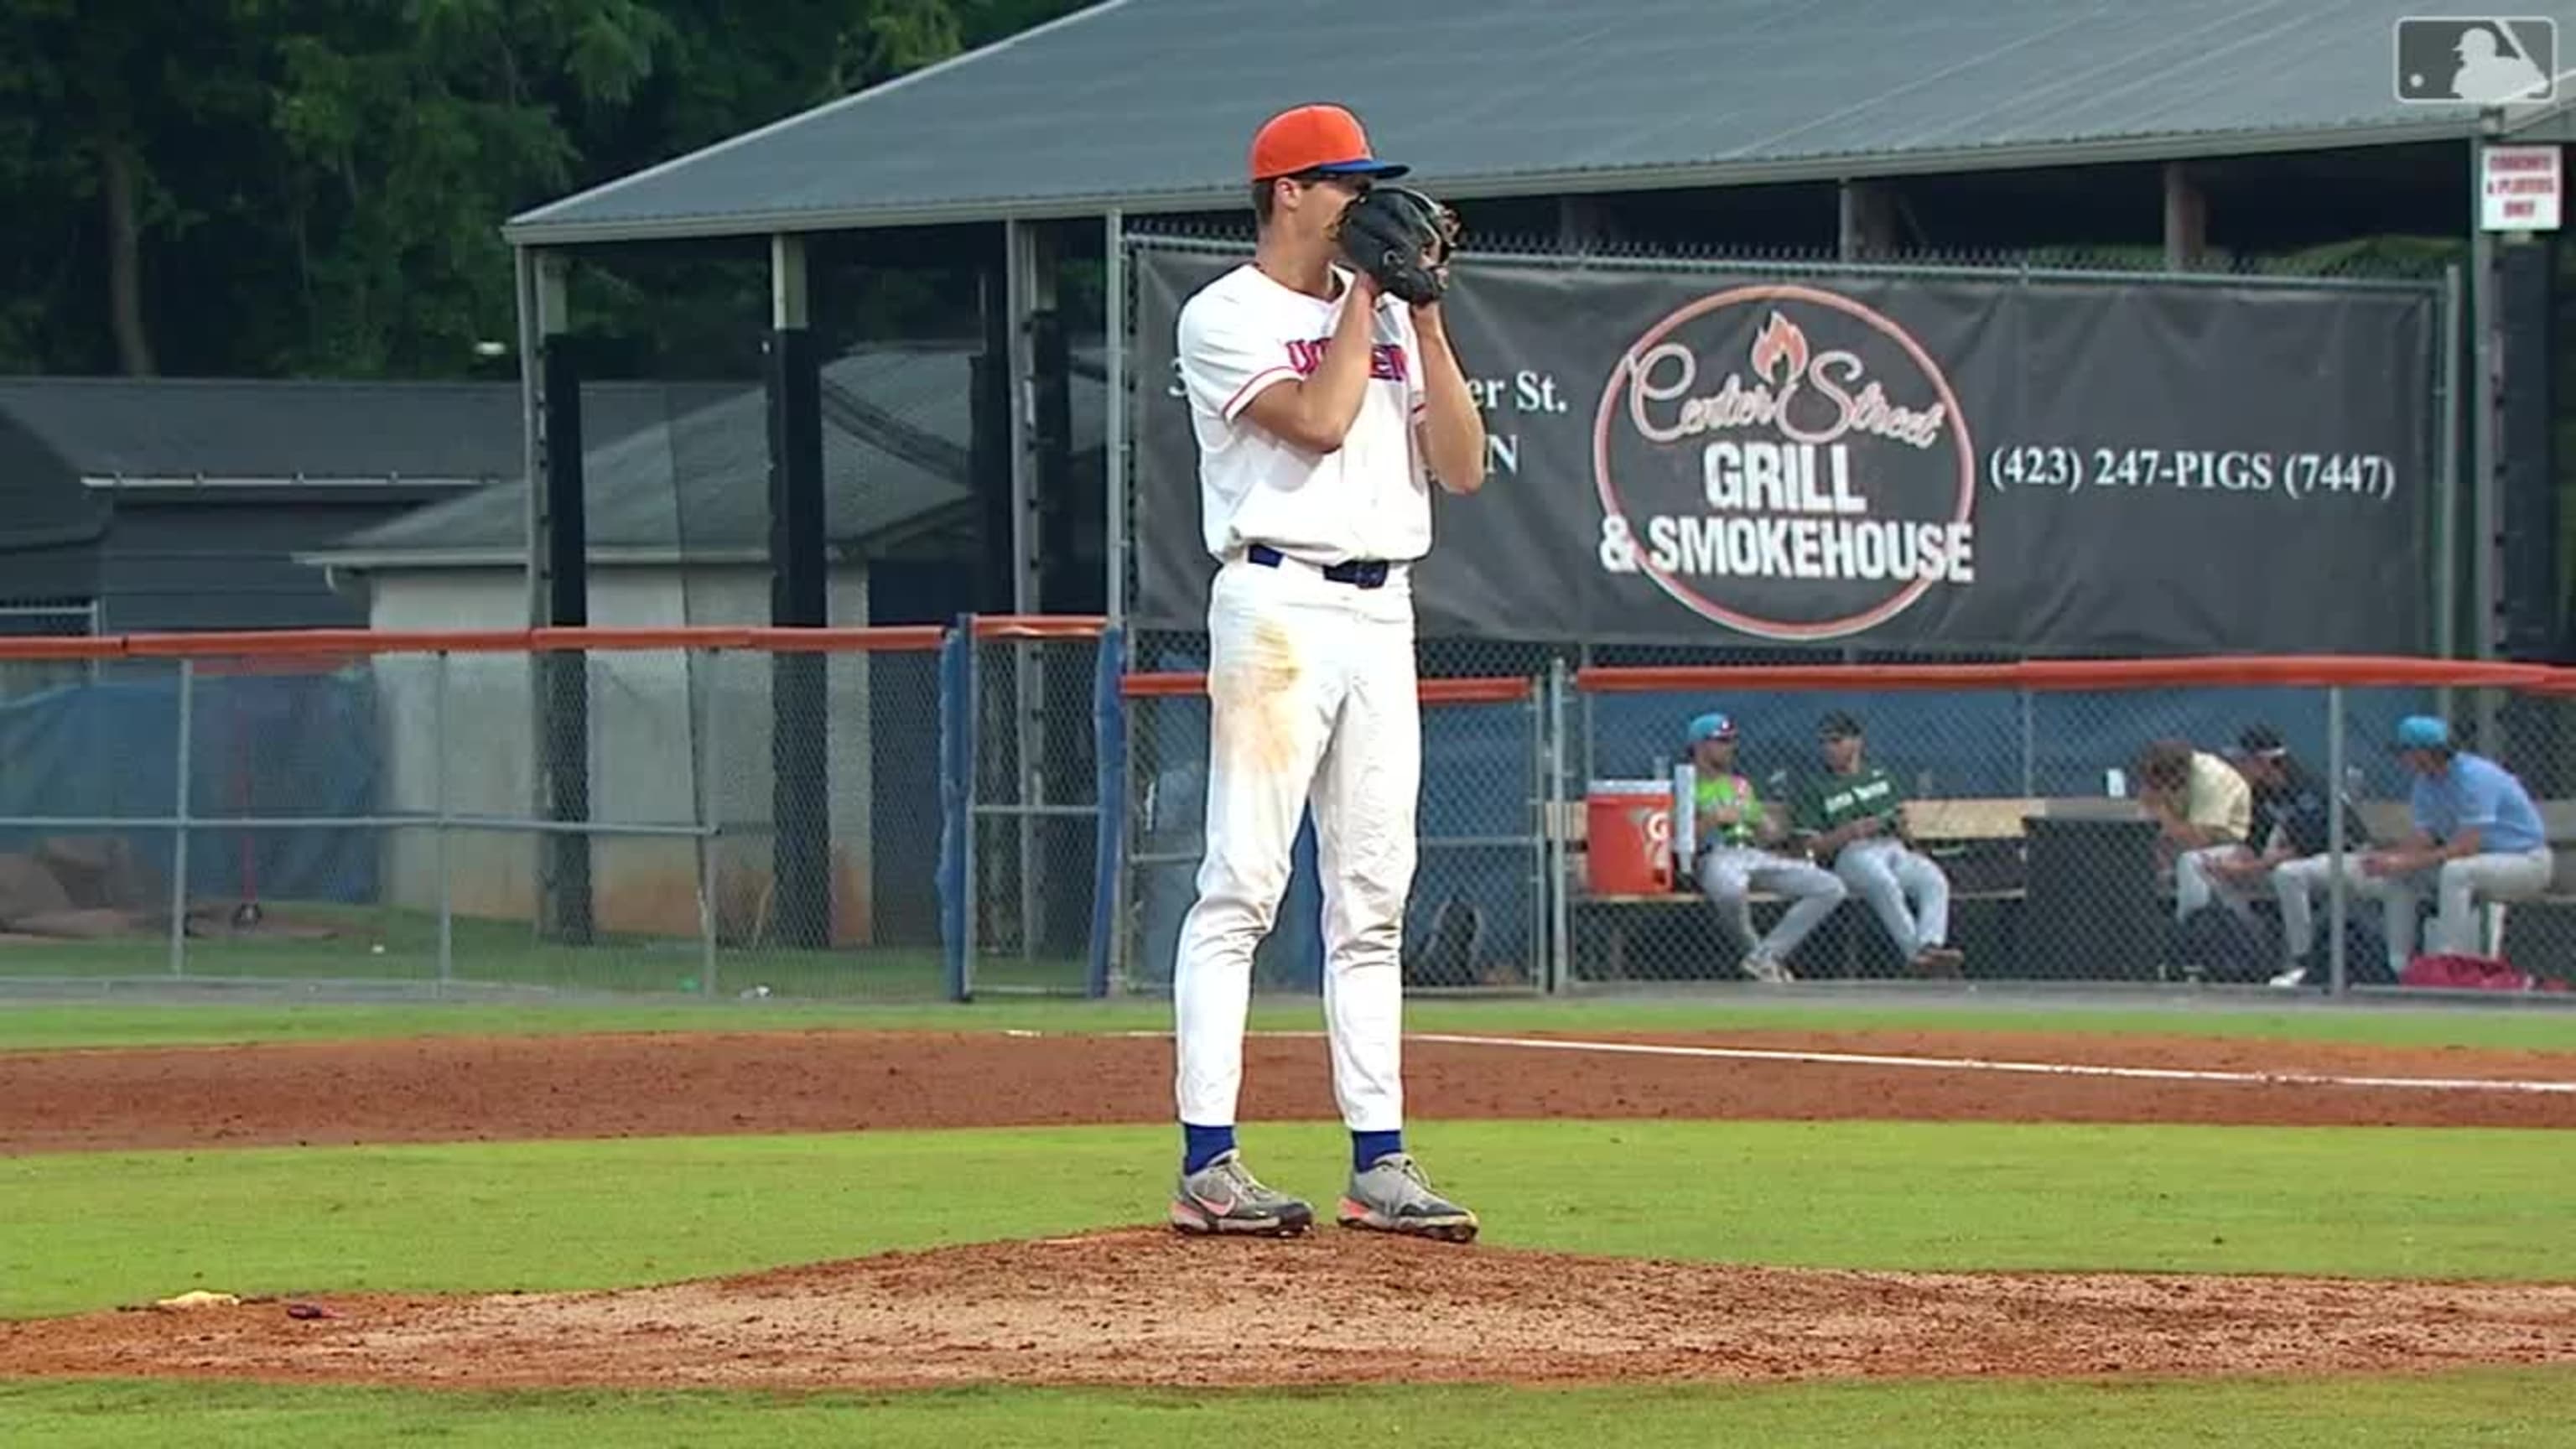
[
  {"x1": 1682, "y1": 711, "x2": 1846, "y2": 984},
  {"x1": 2350, "y1": 715, "x2": 2553, "y2": 974},
  {"x1": 2202, "y1": 727, "x2": 2376, "y2": 987},
  {"x1": 2137, "y1": 737, "x2": 2253, "y2": 916},
  {"x1": 1789, "y1": 711, "x2": 1963, "y2": 977}
]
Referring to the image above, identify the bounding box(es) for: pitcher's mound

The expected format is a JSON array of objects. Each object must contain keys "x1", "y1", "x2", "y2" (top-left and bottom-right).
[{"x1": 9, "y1": 1228, "x2": 2576, "y2": 1391}]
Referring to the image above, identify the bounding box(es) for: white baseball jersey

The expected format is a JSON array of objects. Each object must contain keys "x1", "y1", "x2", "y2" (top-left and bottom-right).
[{"x1": 1174, "y1": 262, "x2": 1430, "y2": 565}]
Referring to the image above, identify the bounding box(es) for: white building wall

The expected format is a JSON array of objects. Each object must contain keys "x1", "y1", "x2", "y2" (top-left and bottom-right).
[{"x1": 364, "y1": 564, "x2": 885, "y2": 943}]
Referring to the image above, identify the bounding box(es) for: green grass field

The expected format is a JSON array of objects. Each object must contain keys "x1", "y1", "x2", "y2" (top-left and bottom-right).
[
  {"x1": 5, "y1": 990, "x2": 2576, "y2": 1052},
  {"x1": 0, "y1": 901, "x2": 1088, "y2": 999},
  {"x1": 6, "y1": 998, "x2": 2574, "y2": 1444},
  {"x1": 8, "y1": 1370, "x2": 2573, "y2": 1448},
  {"x1": 11, "y1": 1119, "x2": 2573, "y2": 1319}
]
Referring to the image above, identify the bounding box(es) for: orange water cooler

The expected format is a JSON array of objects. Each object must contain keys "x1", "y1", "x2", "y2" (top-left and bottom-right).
[{"x1": 1584, "y1": 780, "x2": 1675, "y2": 894}]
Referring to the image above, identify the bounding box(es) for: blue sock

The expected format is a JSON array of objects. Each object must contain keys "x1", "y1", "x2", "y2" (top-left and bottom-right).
[
  {"x1": 1353, "y1": 1130, "x2": 1405, "y2": 1173},
  {"x1": 1181, "y1": 1123, "x2": 1236, "y2": 1175}
]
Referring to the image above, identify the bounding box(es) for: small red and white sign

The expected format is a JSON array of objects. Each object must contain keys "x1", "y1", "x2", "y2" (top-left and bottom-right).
[{"x1": 2480, "y1": 143, "x2": 2563, "y2": 231}]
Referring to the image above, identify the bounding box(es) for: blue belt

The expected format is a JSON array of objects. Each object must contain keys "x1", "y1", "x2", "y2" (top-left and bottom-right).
[{"x1": 1246, "y1": 543, "x2": 1392, "y2": 590}]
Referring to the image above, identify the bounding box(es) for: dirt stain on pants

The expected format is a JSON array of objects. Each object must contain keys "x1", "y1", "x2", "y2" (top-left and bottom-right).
[{"x1": 1209, "y1": 620, "x2": 1305, "y2": 777}]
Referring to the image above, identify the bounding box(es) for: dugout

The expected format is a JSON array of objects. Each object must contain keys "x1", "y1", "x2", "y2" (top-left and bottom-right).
[{"x1": 496, "y1": 0, "x2": 2576, "y2": 967}]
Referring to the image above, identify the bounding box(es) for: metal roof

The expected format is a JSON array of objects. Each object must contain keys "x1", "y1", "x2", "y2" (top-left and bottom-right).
[
  {"x1": 0, "y1": 405, "x2": 107, "y2": 602},
  {"x1": 310, "y1": 342, "x2": 1105, "y2": 569},
  {"x1": 505, "y1": 0, "x2": 2556, "y2": 247},
  {"x1": 0, "y1": 377, "x2": 679, "y2": 491}
]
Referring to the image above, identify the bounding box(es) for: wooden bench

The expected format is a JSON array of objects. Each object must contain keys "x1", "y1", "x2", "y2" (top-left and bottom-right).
[
  {"x1": 1550, "y1": 794, "x2": 2096, "y2": 981},
  {"x1": 1550, "y1": 794, "x2": 2109, "y2": 901}
]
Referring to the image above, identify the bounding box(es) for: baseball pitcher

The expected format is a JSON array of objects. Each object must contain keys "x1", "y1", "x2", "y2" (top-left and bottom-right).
[{"x1": 1165, "y1": 104, "x2": 1488, "y2": 1241}]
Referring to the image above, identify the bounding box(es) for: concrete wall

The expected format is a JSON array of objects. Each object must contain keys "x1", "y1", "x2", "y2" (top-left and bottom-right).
[{"x1": 362, "y1": 564, "x2": 890, "y2": 943}]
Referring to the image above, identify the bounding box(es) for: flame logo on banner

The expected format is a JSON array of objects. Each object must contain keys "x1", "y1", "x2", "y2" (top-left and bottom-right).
[{"x1": 1750, "y1": 312, "x2": 1808, "y2": 388}]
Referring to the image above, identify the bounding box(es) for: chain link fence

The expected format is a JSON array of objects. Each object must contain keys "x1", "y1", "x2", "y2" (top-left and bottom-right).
[
  {"x1": 1554, "y1": 661, "x2": 2576, "y2": 995},
  {"x1": 1115, "y1": 629, "x2": 1547, "y2": 995},
  {"x1": 0, "y1": 630, "x2": 957, "y2": 999},
  {"x1": 5, "y1": 626, "x2": 2571, "y2": 1000},
  {"x1": 962, "y1": 621, "x2": 1110, "y2": 997}
]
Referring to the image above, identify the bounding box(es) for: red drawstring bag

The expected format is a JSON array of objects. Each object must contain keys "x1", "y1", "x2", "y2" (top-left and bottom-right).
[{"x1": 2399, "y1": 953, "x2": 2569, "y2": 993}]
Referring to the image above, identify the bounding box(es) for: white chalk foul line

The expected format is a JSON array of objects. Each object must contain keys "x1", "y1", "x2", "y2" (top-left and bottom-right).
[
  {"x1": 1104, "y1": 1029, "x2": 2576, "y2": 1096},
  {"x1": 1397, "y1": 1032, "x2": 2576, "y2": 1096}
]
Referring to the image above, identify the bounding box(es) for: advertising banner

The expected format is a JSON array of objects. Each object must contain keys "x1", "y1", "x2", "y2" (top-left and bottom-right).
[{"x1": 1131, "y1": 244, "x2": 2439, "y2": 655}]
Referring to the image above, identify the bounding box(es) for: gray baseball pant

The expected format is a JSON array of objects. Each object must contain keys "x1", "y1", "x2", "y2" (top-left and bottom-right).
[
  {"x1": 1833, "y1": 838, "x2": 1950, "y2": 954},
  {"x1": 1696, "y1": 845, "x2": 1846, "y2": 964}
]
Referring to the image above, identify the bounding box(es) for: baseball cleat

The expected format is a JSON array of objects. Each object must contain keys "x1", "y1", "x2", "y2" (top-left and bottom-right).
[
  {"x1": 1337, "y1": 1152, "x2": 1479, "y2": 1244},
  {"x1": 1741, "y1": 954, "x2": 1794, "y2": 984},
  {"x1": 1170, "y1": 1150, "x2": 1314, "y2": 1238}
]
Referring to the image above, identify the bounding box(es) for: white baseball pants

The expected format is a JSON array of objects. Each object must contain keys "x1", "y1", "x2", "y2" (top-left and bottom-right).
[
  {"x1": 1172, "y1": 556, "x2": 1418, "y2": 1135},
  {"x1": 1833, "y1": 838, "x2": 1950, "y2": 953},
  {"x1": 2356, "y1": 848, "x2": 2553, "y2": 969},
  {"x1": 2271, "y1": 853, "x2": 2366, "y2": 968},
  {"x1": 2175, "y1": 844, "x2": 2265, "y2": 923},
  {"x1": 1696, "y1": 845, "x2": 1846, "y2": 964}
]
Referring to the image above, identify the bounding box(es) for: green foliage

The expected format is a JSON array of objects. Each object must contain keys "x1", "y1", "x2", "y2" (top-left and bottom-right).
[{"x1": 0, "y1": 0, "x2": 1093, "y2": 379}]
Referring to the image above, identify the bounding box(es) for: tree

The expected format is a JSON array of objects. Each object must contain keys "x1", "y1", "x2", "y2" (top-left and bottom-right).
[
  {"x1": 0, "y1": 0, "x2": 1094, "y2": 380},
  {"x1": 0, "y1": 0, "x2": 276, "y2": 374}
]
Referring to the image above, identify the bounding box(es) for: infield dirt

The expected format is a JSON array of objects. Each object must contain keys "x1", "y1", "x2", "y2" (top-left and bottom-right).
[
  {"x1": 6, "y1": 1024, "x2": 2573, "y2": 1391},
  {"x1": 5, "y1": 1025, "x2": 2574, "y2": 1154}
]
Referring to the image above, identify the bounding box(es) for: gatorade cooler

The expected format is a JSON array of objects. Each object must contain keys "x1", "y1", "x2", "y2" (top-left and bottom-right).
[{"x1": 1586, "y1": 780, "x2": 1675, "y2": 894}]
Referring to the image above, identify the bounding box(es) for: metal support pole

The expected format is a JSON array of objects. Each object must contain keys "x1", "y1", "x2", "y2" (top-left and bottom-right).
[
  {"x1": 766, "y1": 233, "x2": 831, "y2": 949},
  {"x1": 1004, "y1": 221, "x2": 1054, "y2": 964},
  {"x1": 1004, "y1": 221, "x2": 1040, "y2": 615},
  {"x1": 1102, "y1": 216, "x2": 1133, "y2": 988},
  {"x1": 168, "y1": 658, "x2": 195, "y2": 977},
  {"x1": 961, "y1": 621, "x2": 982, "y2": 997},
  {"x1": 435, "y1": 650, "x2": 454, "y2": 986},
  {"x1": 2470, "y1": 132, "x2": 2501, "y2": 749},
  {"x1": 2435, "y1": 262, "x2": 2464, "y2": 730},
  {"x1": 695, "y1": 647, "x2": 719, "y2": 996},
  {"x1": 517, "y1": 247, "x2": 561, "y2": 629},
  {"x1": 1525, "y1": 674, "x2": 1546, "y2": 991},
  {"x1": 2327, "y1": 685, "x2": 2350, "y2": 997},
  {"x1": 2161, "y1": 161, "x2": 2206, "y2": 270},
  {"x1": 532, "y1": 255, "x2": 592, "y2": 945},
  {"x1": 1112, "y1": 626, "x2": 1135, "y2": 995},
  {"x1": 1545, "y1": 655, "x2": 1571, "y2": 995},
  {"x1": 1021, "y1": 639, "x2": 1043, "y2": 962},
  {"x1": 1104, "y1": 210, "x2": 1127, "y2": 630}
]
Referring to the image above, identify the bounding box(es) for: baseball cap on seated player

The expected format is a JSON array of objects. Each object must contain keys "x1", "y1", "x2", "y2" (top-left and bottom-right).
[
  {"x1": 2394, "y1": 714, "x2": 2452, "y2": 750},
  {"x1": 1685, "y1": 712, "x2": 1738, "y2": 745},
  {"x1": 2236, "y1": 724, "x2": 2287, "y2": 758},
  {"x1": 1249, "y1": 103, "x2": 1410, "y2": 181}
]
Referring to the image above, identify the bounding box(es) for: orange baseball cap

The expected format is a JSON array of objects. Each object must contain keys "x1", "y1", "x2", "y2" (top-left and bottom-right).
[{"x1": 1248, "y1": 103, "x2": 1410, "y2": 182}]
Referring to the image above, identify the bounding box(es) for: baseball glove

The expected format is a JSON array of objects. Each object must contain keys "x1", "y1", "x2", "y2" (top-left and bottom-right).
[{"x1": 1336, "y1": 185, "x2": 1461, "y2": 306}]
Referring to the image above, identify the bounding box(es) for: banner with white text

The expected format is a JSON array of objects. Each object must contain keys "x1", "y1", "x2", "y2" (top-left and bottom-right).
[{"x1": 1129, "y1": 243, "x2": 2441, "y2": 656}]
